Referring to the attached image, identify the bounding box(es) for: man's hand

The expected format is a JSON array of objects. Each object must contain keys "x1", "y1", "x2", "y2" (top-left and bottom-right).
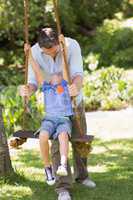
[
  {"x1": 68, "y1": 75, "x2": 83, "y2": 97},
  {"x1": 18, "y1": 85, "x2": 31, "y2": 98},
  {"x1": 68, "y1": 83, "x2": 79, "y2": 97},
  {"x1": 19, "y1": 84, "x2": 37, "y2": 97},
  {"x1": 24, "y1": 43, "x2": 31, "y2": 54},
  {"x1": 58, "y1": 34, "x2": 65, "y2": 44}
]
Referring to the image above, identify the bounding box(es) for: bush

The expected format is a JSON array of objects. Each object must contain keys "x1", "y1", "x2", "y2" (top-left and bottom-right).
[
  {"x1": 85, "y1": 17, "x2": 133, "y2": 70},
  {"x1": 0, "y1": 86, "x2": 44, "y2": 137},
  {"x1": 71, "y1": 0, "x2": 129, "y2": 30},
  {"x1": 0, "y1": 0, "x2": 132, "y2": 66},
  {"x1": 0, "y1": 66, "x2": 24, "y2": 86},
  {"x1": 83, "y1": 66, "x2": 133, "y2": 111}
]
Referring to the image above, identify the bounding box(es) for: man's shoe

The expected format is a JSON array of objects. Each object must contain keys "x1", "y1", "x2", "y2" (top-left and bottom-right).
[
  {"x1": 82, "y1": 178, "x2": 96, "y2": 188},
  {"x1": 58, "y1": 191, "x2": 71, "y2": 200}
]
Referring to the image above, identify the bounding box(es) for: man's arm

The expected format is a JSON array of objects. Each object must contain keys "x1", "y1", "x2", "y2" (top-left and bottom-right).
[
  {"x1": 19, "y1": 44, "x2": 41, "y2": 98},
  {"x1": 68, "y1": 39, "x2": 84, "y2": 97},
  {"x1": 29, "y1": 49, "x2": 44, "y2": 85}
]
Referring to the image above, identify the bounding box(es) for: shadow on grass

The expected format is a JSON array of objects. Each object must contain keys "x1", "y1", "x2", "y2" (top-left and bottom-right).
[
  {"x1": 1, "y1": 138, "x2": 133, "y2": 200},
  {"x1": 14, "y1": 149, "x2": 43, "y2": 169},
  {"x1": 0, "y1": 172, "x2": 56, "y2": 200},
  {"x1": 72, "y1": 138, "x2": 133, "y2": 200}
]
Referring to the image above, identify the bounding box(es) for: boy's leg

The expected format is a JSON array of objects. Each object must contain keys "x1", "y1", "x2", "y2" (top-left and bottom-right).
[
  {"x1": 39, "y1": 131, "x2": 55, "y2": 185},
  {"x1": 58, "y1": 132, "x2": 69, "y2": 165},
  {"x1": 39, "y1": 131, "x2": 50, "y2": 167},
  {"x1": 51, "y1": 140, "x2": 72, "y2": 194},
  {"x1": 39, "y1": 117, "x2": 56, "y2": 185},
  {"x1": 56, "y1": 132, "x2": 69, "y2": 176}
]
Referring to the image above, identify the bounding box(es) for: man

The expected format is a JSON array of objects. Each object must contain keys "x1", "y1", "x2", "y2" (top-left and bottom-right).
[{"x1": 20, "y1": 27, "x2": 96, "y2": 200}]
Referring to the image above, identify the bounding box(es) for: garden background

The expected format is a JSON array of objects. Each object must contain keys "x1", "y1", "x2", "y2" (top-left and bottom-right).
[{"x1": 0, "y1": 1, "x2": 133, "y2": 199}]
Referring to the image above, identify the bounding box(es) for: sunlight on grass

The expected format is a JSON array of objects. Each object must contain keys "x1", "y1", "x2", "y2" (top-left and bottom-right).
[
  {"x1": 0, "y1": 185, "x2": 32, "y2": 200},
  {"x1": 1, "y1": 139, "x2": 133, "y2": 200},
  {"x1": 92, "y1": 146, "x2": 107, "y2": 154},
  {"x1": 88, "y1": 165, "x2": 107, "y2": 173}
]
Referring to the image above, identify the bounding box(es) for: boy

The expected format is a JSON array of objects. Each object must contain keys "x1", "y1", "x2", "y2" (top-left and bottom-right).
[{"x1": 28, "y1": 47, "x2": 73, "y2": 185}]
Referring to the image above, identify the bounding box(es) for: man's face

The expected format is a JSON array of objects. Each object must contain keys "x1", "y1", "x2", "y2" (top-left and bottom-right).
[{"x1": 42, "y1": 45, "x2": 60, "y2": 57}]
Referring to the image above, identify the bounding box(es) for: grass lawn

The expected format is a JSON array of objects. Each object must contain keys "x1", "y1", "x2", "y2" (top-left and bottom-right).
[{"x1": 0, "y1": 139, "x2": 133, "y2": 200}]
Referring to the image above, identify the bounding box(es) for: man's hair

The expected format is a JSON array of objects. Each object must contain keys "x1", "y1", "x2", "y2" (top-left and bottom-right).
[{"x1": 38, "y1": 27, "x2": 59, "y2": 49}]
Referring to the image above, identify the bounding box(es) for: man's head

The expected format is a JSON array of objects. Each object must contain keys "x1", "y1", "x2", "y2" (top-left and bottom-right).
[{"x1": 38, "y1": 27, "x2": 59, "y2": 56}]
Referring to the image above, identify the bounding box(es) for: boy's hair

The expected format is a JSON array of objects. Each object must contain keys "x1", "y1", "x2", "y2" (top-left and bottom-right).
[{"x1": 38, "y1": 27, "x2": 59, "y2": 49}]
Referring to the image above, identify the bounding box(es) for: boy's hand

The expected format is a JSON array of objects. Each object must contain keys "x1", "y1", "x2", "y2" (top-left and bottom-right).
[{"x1": 68, "y1": 83, "x2": 79, "y2": 97}]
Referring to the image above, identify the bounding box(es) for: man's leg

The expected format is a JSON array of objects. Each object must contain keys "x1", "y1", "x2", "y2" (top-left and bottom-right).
[
  {"x1": 51, "y1": 140, "x2": 73, "y2": 194},
  {"x1": 71, "y1": 101, "x2": 96, "y2": 187},
  {"x1": 71, "y1": 100, "x2": 88, "y2": 182}
]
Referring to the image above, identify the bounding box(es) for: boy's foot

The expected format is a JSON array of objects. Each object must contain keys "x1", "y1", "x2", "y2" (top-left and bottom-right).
[
  {"x1": 56, "y1": 165, "x2": 68, "y2": 176},
  {"x1": 58, "y1": 191, "x2": 71, "y2": 200},
  {"x1": 45, "y1": 166, "x2": 55, "y2": 186}
]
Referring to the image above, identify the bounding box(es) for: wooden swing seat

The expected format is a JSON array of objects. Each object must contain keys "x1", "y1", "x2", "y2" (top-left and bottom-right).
[
  {"x1": 13, "y1": 129, "x2": 94, "y2": 142},
  {"x1": 13, "y1": 130, "x2": 39, "y2": 138}
]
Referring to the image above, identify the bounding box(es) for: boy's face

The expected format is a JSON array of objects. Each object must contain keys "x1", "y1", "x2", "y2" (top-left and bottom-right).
[
  {"x1": 50, "y1": 73, "x2": 63, "y2": 85},
  {"x1": 42, "y1": 45, "x2": 60, "y2": 57}
]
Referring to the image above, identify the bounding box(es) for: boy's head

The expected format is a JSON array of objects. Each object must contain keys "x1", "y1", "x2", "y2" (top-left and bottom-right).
[
  {"x1": 50, "y1": 72, "x2": 63, "y2": 85},
  {"x1": 38, "y1": 27, "x2": 59, "y2": 56}
]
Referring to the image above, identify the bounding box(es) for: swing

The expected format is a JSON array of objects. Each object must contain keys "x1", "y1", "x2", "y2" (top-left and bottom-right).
[{"x1": 10, "y1": 0, "x2": 94, "y2": 156}]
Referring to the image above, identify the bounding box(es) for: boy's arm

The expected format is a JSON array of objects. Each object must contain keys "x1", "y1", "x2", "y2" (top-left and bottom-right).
[{"x1": 28, "y1": 49, "x2": 44, "y2": 85}]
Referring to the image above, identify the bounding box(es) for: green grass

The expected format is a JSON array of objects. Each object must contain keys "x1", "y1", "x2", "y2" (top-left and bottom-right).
[{"x1": 0, "y1": 139, "x2": 133, "y2": 200}]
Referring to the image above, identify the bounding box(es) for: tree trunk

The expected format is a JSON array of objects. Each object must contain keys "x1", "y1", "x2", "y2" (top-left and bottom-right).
[{"x1": 0, "y1": 105, "x2": 13, "y2": 176}]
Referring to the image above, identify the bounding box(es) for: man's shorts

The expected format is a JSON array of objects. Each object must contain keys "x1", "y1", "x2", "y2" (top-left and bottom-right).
[{"x1": 40, "y1": 116, "x2": 72, "y2": 139}]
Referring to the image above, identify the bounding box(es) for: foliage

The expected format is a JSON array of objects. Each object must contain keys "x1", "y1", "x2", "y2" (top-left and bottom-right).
[
  {"x1": 71, "y1": 0, "x2": 130, "y2": 30},
  {"x1": 0, "y1": 0, "x2": 132, "y2": 66},
  {"x1": 86, "y1": 17, "x2": 133, "y2": 70},
  {"x1": 0, "y1": 86, "x2": 44, "y2": 137},
  {"x1": 0, "y1": 66, "x2": 24, "y2": 86},
  {"x1": 83, "y1": 66, "x2": 133, "y2": 111}
]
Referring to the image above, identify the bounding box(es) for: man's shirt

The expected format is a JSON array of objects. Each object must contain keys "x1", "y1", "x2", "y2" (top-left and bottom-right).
[{"x1": 28, "y1": 37, "x2": 84, "y2": 105}]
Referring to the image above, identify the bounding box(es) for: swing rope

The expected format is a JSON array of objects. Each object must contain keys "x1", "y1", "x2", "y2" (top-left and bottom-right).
[
  {"x1": 10, "y1": 0, "x2": 30, "y2": 148},
  {"x1": 53, "y1": 0, "x2": 94, "y2": 157},
  {"x1": 10, "y1": 0, "x2": 94, "y2": 155},
  {"x1": 23, "y1": 0, "x2": 30, "y2": 123}
]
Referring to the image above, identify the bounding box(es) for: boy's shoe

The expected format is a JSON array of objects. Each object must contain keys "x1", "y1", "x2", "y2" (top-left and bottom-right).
[
  {"x1": 45, "y1": 166, "x2": 55, "y2": 186},
  {"x1": 58, "y1": 191, "x2": 71, "y2": 200},
  {"x1": 56, "y1": 165, "x2": 68, "y2": 176}
]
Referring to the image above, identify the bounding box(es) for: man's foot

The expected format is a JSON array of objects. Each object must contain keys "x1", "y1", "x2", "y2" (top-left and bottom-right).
[
  {"x1": 45, "y1": 166, "x2": 55, "y2": 186},
  {"x1": 58, "y1": 191, "x2": 71, "y2": 200},
  {"x1": 82, "y1": 178, "x2": 96, "y2": 188},
  {"x1": 56, "y1": 165, "x2": 68, "y2": 176}
]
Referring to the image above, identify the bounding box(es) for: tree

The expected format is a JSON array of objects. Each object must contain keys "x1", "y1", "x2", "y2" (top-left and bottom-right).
[{"x1": 0, "y1": 105, "x2": 13, "y2": 176}]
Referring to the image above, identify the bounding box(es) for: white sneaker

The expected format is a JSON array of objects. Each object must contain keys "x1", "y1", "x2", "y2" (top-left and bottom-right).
[
  {"x1": 46, "y1": 179, "x2": 55, "y2": 186},
  {"x1": 45, "y1": 166, "x2": 55, "y2": 186},
  {"x1": 56, "y1": 165, "x2": 68, "y2": 176},
  {"x1": 58, "y1": 191, "x2": 71, "y2": 200},
  {"x1": 82, "y1": 178, "x2": 96, "y2": 188}
]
